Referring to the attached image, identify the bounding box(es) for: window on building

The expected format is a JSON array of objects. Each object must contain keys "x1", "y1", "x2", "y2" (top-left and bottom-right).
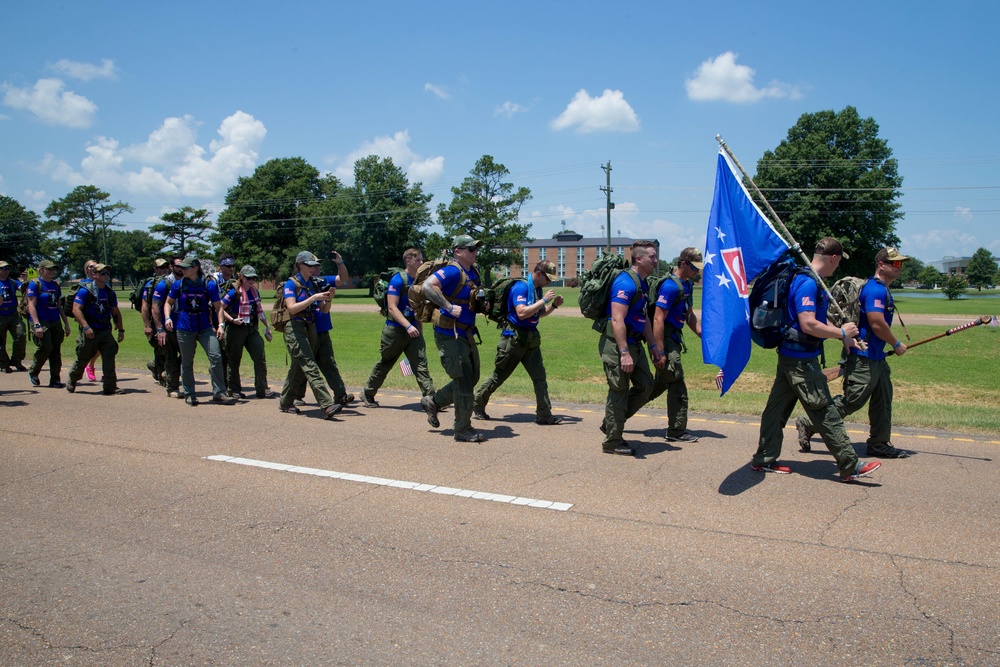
[
  {"x1": 539, "y1": 247, "x2": 547, "y2": 261},
  {"x1": 522, "y1": 253, "x2": 528, "y2": 277},
  {"x1": 616, "y1": 246, "x2": 624, "y2": 256},
  {"x1": 577, "y1": 248, "x2": 585, "y2": 275},
  {"x1": 558, "y1": 247, "x2": 565, "y2": 278}
]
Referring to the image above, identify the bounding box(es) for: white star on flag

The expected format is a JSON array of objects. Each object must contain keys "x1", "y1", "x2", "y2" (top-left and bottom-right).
[{"x1": 716, "y1": 273, "x2": 732, "y2": 288}]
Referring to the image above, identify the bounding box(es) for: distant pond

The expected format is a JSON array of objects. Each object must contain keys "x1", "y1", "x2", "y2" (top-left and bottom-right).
[{"x1": 895, "y1": 291, "x2": 1000, "y2": 299}]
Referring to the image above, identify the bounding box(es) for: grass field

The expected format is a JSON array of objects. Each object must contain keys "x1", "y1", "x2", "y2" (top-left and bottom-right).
[{"x1": 100, "y1": 287, "x2": 1000, "y2": 436}]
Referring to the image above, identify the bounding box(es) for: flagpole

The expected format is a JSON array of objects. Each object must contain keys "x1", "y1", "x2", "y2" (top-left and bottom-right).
[{"x1": 714, "y1": 135, "x2": 848, "y2": 322}]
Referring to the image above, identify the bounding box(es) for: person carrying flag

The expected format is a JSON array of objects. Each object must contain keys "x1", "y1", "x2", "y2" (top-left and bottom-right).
[{"x1": 752, "y1": 238, "x2": 882, "y2": 482}]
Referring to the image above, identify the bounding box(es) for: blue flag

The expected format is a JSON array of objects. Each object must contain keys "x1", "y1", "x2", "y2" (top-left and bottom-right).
[{"x1": 702, "y1": 150, "x2": 789, "y2": 395}]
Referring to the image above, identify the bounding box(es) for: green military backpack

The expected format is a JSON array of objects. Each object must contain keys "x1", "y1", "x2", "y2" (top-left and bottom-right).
[
  {"x1": 577, "y1": 253, "x2": 634, "y2": 321},
  {"x1": 482, "y1": 276, "x2": 523, "y2": 327},
  {"x1": 827, "y1": 276, "x2": 867, "y2": 328},
  {"x1": 373, "y1": 267, "x2": 406, "y2": 317}
]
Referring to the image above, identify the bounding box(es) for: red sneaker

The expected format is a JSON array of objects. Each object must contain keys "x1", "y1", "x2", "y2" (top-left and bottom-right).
[
  {"x1": 750, "y1": 462, "x2": 792, "y2": 474},
  {"x1": 85, "y1": 365, "x2": 96, "y2": 382},
  {"x1": 842, "y1": 460, "x2": 881, "y2": 482}
]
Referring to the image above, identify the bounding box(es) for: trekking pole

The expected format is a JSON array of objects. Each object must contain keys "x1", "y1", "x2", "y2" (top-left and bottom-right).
[
  {"x1": 715, "y1": 135, "x2": 849, "y2": 324},
  {"x1": 906, "y1": 316, "x2": 992, "y2": 349}
]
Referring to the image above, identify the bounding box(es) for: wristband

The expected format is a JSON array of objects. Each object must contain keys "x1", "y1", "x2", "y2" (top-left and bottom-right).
[
  {"x1": 83, "y1": 326, "x2": 92, "y2": 331},
  {"x1": 619, "y1": 347, "x2": 629, "y2": 354},
  {"x1": 840, "y1": 328, "x2": 846, "y2": 340},
  {"x1": 117, "y1": 329, "x2": 125, "y2": 333},
  {"x1": 157, "y1": 328, "x2": 165, "y2": 333},
  {"x1": 892, "y1": 340, "x2": 902, "y2": 349},
  {"x1": 542, "y1": 297, "x2": 549, "y2": 305},
  {"x1": 34, "y1": 323, "x2": 42, "y2": 329}
]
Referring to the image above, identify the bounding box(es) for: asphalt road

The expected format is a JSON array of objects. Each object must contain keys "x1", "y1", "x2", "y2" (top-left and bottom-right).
[{"x1": 2, "y1": 369, "x2": 998, "y2": 666}]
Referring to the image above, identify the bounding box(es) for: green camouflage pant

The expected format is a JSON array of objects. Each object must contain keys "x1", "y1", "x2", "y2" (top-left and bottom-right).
[
  {"x1": 29, "y1": 320, "x2": 65, "y2": 382},
  {"x1": 224, "y1": 322, "x2": 269, "y2": 395},
  {"x1": 801, "y1": 354, "x2": 893, "y2": 445},
  {"x1": 280, "y1": 319, "x2": 334, "y2": 410},
  {"x1": 647, "y1": 335, "x2": 687, "y2": 437},
  {"x1": 474, "y1": 328, "x2": 551, "y2": 419},
  {"x1": 0, "y1": 313, "x2": 26, "y2": 367},
  {"x1": 599, "y1": 334, "x2": 654, "y2": 449},
  {"x1": 364, "y1": 324, "x2": 435, "y2": 398},
  {"x1": 69, "y1": 328, "x2": 119, "y2": 392},
  {"x1": 432, "y1": 329, "x2": 480, "y2": 434},
  {"x1": 754, "y1": 354, "x2": 859, "y2": 477}
]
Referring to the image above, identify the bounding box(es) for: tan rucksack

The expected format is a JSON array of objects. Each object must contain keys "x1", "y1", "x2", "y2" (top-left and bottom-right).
[
  {"x1": 406, "y1": 259, "x2": 469, "y2": 324},
  {"x1": 269, "y1": 276, "x2": 305, "y2": 333}
]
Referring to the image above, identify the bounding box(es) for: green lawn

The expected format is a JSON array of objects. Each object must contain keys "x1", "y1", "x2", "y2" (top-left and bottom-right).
[{"x1": 107, "y1": 289, "x2": 1000, "y2": 436}]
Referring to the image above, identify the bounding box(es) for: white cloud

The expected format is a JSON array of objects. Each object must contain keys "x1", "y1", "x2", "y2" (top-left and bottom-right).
[
  {"x1": 495, "y1": 101, "x2": 526, "y2": 118},
  {"x1": 332, "y1": 130, "x2": 445, "y2": 184},
  {"x1": 550, "y1": 89, "x2": 640, "y2": 134},
  {"x1": 954, "y1": 205, "x2": 973, "y2": 220},
  {"x1": 424, "y1": 83, "x2": 451, "y2": 100},
  {"x1": 685, "y1": 52, "x2": 801, "y2": 103},
  {"x1": 51, "y1": 58, "x2": 117, "y2": 81},
  {"x1": 0, "y1": 113, "x2": 9, "y2": 121},
  {"x1": 906, "y1": 229, "x2": 979, "y2": 261},
  {"x1": 2, "y1": 78, "x2": 97, "y2": 127},
  {"x1": 23, "y1": 189, "x2": 48, "y2": 205},
  {"x1": 40, "y1": 111, "x2": 266, "y2": 199}
]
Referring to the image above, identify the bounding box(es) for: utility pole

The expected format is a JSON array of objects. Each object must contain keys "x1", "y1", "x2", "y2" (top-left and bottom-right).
[{"x1": 600, "y1": 161, "x2": 614, "y2": 252}]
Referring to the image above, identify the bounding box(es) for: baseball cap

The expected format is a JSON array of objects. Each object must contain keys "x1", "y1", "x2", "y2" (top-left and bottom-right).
[
  {"x1": 94, "y1": 263, "x2": 111, "y2": 273},
  {"x1": 0, "y1": 261, "x2": 9, "y2": 270},
  {"x1": 875, "y1": 247, "x2": 910, "y2": 264},
  {"x1": 178, "y1": 256, "x2": 200, "y2": 269},
  {"x1": 452, "y1": 234, "x2": 483, "y2": 250},
  {"x1": 295, "y1": 251, "x2": 320, "y2": 266},
  {"x1": 815, "y1": 237, "x2": 850, "y2": 260},
  {"x1": 239, "y1": 265, "x2": 259, "y2": 278},
  {"x1": 154, "y1": 258, "x2": 169, "y2": 268},
  {"x1": 678, "y1": 247, "x2": 705, "y2": 270},
  {"x1": 219, "y1": 257, "x2": 236, "y2": 267},
  {"x1": 38, "y1": 260, "x2": 58, "y2": 269},
  {"x1": 537, "y1": 260, "x2": 558, "y2": 281}
]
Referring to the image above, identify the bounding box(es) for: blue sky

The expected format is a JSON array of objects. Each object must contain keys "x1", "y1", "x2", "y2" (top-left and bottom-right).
[{"x1": 3, "y1": 0, "x2": 998, "y2": 265}]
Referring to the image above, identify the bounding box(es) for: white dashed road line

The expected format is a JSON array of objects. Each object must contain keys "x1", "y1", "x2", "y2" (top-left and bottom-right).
[{"x1": 205, "y1": 455, "x2": 573, "y2": 511}]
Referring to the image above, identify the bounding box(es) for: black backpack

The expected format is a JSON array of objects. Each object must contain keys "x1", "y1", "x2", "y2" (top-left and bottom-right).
[
  {"x1": 646, "y1": 273, "x2": 687, "y2": 321},
  {"x1": 482, "y1": 276, "x2": 523, "y2": 327},
  {"x1": 749, "y1": 257, "x2": 821, "y2": 349}
]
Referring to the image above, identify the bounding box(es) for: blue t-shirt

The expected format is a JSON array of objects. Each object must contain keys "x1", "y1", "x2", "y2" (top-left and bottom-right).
[
  {"x1": 605, "y1": 270, "x2": 648, "y2": 339},
  {"x1": 432, "y1": 263, "x2": 480, "y2": 336},
  {"x1": 151, "y1": 277, "x2": 175, "y2": 324},
  {"x1": 309, "y1": 275, "x2": 341, "y2": 334},
  {"x1": 220, "y1": 287, "x2": 261, "y2": 324},
  {"x1": 27, "y1": 279, "x2": 62, "y2": 322},
  {"x1": 385, "y1": 271, "x2": 416, "y2": 328},
  {"x1": 283, "y1": 273, "x2": 323, "y2": 325},
  {"x1": 779, "y1": 273, "x2": 825, "y2": 359},
  {"x1": 168, "y1": 278, "x2": 220, "y2": 332},
  {"x1": 0, "y1": 278, "x2": 21, "y2": 316},
  {"x1": 503, "y1": 277, "x2": 540, "y2": 336},
  {"x1": 74, "y1": 284, "x2": 118, "y2": 330},
  {"x1": 655, "y1": 275, "x2": 692, "y2": 339},
  {"x1": 856, "y1": 277, "x2": 894, "y2": 361}
]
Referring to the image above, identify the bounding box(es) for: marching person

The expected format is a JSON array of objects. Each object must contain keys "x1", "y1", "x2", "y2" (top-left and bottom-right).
[
  {"x1": 797, "y1": 247, "x2": 913, "y2": 459},
  {"x1": 26, "y1": 260, "x2": 71, "y2": 388},
  {"x1": 752, "y1": 238, "x2": 882, "y2": 482},
  {"x1": 361, "y1": 248, "x2": 435, "y2": 407},
  {"x1": 277, "y1": 251, "x2": 343, "y2": 419},
  {"x1": 598, "y1": 241, "x2": 665, "y2": 456},
  {"x1": 153, "y1": 256, "x2": 185, "y2": 398},
  {"x1": 219, "y1": 265, "x2": 275, "y2": 399},
  {"x1": 80, "y1": 259, "x2": 101, "y2": 383},
  {"x1": 163, "y1": 257, "x2": 235, "y2": 406},
  {"x1": 420, "y1": 235, "x2": 485, "y2": 443},
  {"x1": 66, "y1": 264, "x2": 125, "y2": 394},
  {"x1": 647, "y1": 248, "x2": 704, "y2": 443},
  {"x1": 473, "y1": 259, "x2": 565, "y2": 425},
  {"x1": 0, "y1": 261, "x2": 27, "y2": 373},
  {"x1": 140, "y1": 258, "x2": 170, "y2": 385}
]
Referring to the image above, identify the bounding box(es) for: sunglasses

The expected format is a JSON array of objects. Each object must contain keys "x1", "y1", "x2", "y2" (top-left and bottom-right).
[
  {"x1": 890, "y1": 260, "x2": 904, "y2": 268},
  {"x1": 98, "y1": 270, "x2": 110, "y2": 276}
]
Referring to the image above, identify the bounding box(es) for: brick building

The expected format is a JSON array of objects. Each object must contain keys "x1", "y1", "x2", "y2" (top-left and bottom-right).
[{"x1": 504, "y1": 232, "x2": 659, "y2": 284}]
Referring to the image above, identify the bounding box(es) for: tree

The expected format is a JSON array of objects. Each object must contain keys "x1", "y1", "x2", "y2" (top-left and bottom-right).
[
  {"x1": 0, "y1": 195, "x2": 44, "y2": 271},
  {"x1": 422, "y1": 232, "x2": 450, "y2": 262},
  {"x1": 106, "y1": 230, "x2": 163, "y2": 288},
  {"x1": 305, "y1": 156, "x2": 433, "y2": 284},
  {"x1": 941, "y1": 274, "x2": 968, "y2": 300},
  {"x1": 994, "y1": 267, "x2": 1000, "y2": 290},
  {"x1": 964, "y1": 248, "x2": 997, "y2": 291},
  {"x1": 916, "y1": 265, "x2": 943, "y2": 289},
  {"x1": 897, "y1": 257, "x2": 925, "y2": 286},
  {"x1": 150, "y1": 207, "x2": 213, "y2": 257},
  {"x1": 212, "y1": 157, "x2": 324, "y2": 281},
  {"x1": 43, "y1": 185, "x2": 134, "y2": 273},
  {"x1": 753, "y1": 106, "x2": 903, "y2": 279},
  {"x1": 436, "y1": 155, "x2": 532, "y2": 286}
]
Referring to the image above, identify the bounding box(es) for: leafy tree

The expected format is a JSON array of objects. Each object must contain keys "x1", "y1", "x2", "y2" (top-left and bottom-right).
[
  {"x1": 150, "y1": 206, "x2": 213, "y2": 257},
  {"x1": 43, "y1": 185, "x2": 134, "y2": 272},
  {"x1": 897, "y1": 256, "x2": 925, "y2": 286},
  {"x1": 552, "y1": 229, "x2": 579, "y2": 238},
  {"x1": 0, "y1": 195, "x2": 44, "y2": 271},
  {"x1": 941, "y1": 274, "x2": 968, "y2": 300},
  {"x1": 106, "y1": 230, "x2": 163, "y2": 288},
  {"x1": 916, "y1": 265, "x2": 943, "y2": 289},
  {"x1": 212, "y1": 157, "x2": 324, "y2": 281},
  {"x1": 994, "y1": 267, "x2": 1000, "y2": 290},
  {"x1": 753, "y1": 106, "x2": 903, "y2": 279},
  {"x1": 964, "y1": 247, "x2": 997, "y2": 291},
  {"x1": 422, "y1": 232, "x2": 450, "y2": 262},
  {"x1": 305, "y1": 156, "x2": 433, "y2": 284},
  {"x1": 436, "y1": 155, "x2": 532, "y2": 286}
]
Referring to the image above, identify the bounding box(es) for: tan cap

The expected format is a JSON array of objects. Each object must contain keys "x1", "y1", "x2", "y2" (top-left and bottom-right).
[
  {"x1": 679, "y1": 247, "x2": 704, "y2": 270},
  {"x1": 875, "y1": 247, "x2": 910, "y2": 264},
  {"x1": 537, "y1": 260, "x2": 558, "y2": 281}
]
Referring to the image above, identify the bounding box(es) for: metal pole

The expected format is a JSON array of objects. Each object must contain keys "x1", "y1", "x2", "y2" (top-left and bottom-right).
[{"x1": 600, "y1": 161, "x2": 612, "y2": 252}]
